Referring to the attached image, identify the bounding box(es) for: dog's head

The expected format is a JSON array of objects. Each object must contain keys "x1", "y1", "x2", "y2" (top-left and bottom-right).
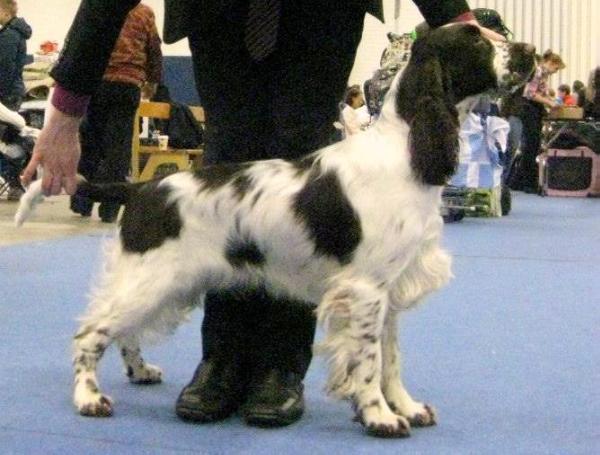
[{"x1": 393, "y1": 23, "x2": 536, "y2": 186}]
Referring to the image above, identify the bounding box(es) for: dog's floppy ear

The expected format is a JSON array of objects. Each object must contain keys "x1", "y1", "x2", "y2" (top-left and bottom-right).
[{"x1": 396, "y1": 39, "x2": 460, "y2": 186}]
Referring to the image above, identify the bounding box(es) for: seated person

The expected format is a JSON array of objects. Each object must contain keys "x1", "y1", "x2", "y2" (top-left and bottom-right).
[
  {"x1": 340, "y1": 85, "x2": 371, "y2": 136},
  {"x1": 584, "y1": 67, "x2": 600, "y2": 119},
  {"x1": 0, "y1": 100, "x2": 35, "y2": 200}
]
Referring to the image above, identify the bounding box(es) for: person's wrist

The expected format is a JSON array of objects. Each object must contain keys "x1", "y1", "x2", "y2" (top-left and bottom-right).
[
  {"x1": 45, "y1": 102, "x2": 82, "y2": 131},
  {"x1": 51, "y1": 84, "x2": 90, "y2": 117},
  {"x1": 450, "y1": 12, "x2": 476, "y2": 23}
]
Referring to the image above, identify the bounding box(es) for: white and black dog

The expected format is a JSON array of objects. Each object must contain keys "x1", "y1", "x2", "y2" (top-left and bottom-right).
[{"x1": 16, "y1": 24, "x2": 535, "y2": 438}]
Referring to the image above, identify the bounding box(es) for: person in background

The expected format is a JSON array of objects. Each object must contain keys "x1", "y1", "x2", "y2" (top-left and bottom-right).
[
  {"x1": 572, "y1": 80, "x2": 586, "y2": 108},
  {"x1": 70, "y1": 2, "x2": 162, "y2": 222},
  {"x1": 0, "y1": 0, "x2": 31, "y2": 200},
  {"x1": 0, "y1": 0, "x2": 30, "y2": 112},
  {"x1": 340, "y1": 84, "x2": 370, "y2": 136},
  {"x1": 556, "y1": 84, "x2": 576, "y2": 106},
  {"x1": 22, "y1": 0, "x2": 505, "y2": 429},
  {"x1": 510, "y1": 50, "x2": 565, "y2": 193},
  {"x1": 583, "y1": 67, "x2": 600, "y2": 119}
]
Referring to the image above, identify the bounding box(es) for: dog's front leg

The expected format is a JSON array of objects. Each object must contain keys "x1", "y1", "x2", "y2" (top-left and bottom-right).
[
  {"x1": 117, "y1": 337, "x2": 162, "y2": 385},
  {"x1": 381, "y1": 310, "x2": 436, "y2": 427},
  {"x1": 317, "y1": 280, "x2": 410, "y2": 438}
]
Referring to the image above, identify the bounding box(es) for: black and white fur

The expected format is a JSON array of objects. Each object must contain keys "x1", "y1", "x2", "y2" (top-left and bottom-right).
[{"x1": 16, "y1": 24, "x2": 535, "y2": 438}]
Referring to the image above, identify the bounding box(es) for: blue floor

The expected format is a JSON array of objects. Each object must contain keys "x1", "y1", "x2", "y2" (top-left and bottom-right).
[{"x1": 1, "y1": 193, "x2": 599, "y2": 454}]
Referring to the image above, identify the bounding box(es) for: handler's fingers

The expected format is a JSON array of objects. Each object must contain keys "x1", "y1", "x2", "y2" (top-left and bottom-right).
[
  {"x1": 50, "y1": 174, "x2": 63, "y2": 196},
  {"x1": 21, "y1": 154, "x2": 40, "y2": 187},
  {"x1": 41, "y1": 170, "x2": 54, "y2": 196},
  {"x1": 63, "y1": 175, "x2": 79, "y2": 195}
]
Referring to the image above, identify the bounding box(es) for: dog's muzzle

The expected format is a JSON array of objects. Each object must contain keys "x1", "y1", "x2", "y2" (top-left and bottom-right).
[{"x1": 495, "y1": 41, "x2": 537, "y2": 93}]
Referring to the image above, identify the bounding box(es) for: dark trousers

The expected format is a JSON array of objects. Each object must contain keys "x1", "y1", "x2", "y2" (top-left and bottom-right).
[
  {"x1": 187, "y1": 1, "x2": 368, "y2": 378},
  {"x1": 78, "y1": 81, "x2": 140, "y2": 185},
  {"x1": 0, "y1": 94, "x2": 22, "y2": 112},
  {"x1": 514, "y1": 100, "x2": 545, "y2": 189}
]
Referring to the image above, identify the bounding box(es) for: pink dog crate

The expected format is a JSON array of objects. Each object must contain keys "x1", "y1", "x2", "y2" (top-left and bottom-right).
[{"x1": 538, "y1": 146, "x2": 600, "y2": 197}]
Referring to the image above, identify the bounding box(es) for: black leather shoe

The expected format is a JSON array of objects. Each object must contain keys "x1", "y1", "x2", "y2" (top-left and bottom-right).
[
  {"x1": 98, "y1": 203, "x2": 120, "y2": 223},
  {"x1": 240, "y1": 369, "x2": 305, "y2": 428},
  {"x1": 175, "y1": 358, "x2": 246, "y2": 423},
  {"x1": 70, "y1": 195, "x2": 93, "y2": 217}
]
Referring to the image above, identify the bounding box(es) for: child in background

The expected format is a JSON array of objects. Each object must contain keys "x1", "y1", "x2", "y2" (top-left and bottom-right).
[{"x1": 557, "y1": 84, "x2": 576, "y2": 106}]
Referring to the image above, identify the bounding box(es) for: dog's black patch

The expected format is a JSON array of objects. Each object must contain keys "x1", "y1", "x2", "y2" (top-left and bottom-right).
[
  {"x1": 347, "y1": 359, "x2": 359, "y2": 375},
  {"x1": 85, "y1": 379, "x2": 99, "y2": 393},
  {"x1": 231, "y1": 173, "x2": 254, "y2": 200},
  {"x1": 363, "y1": 334, "x2": 377, "y2": 344},
  {"x1": 120, "y1": 181, "x2": 183, "y2": 254},
  {"x1": 293, "y1": 168, "x2": 362, "y2": 265},
  {"x1": 193, "y1": 162, "x2": 252, "y2": 192},
  {"x1": 367, "y1": 399, "x2": 380, "y2": 408},
  {"x1": 291, "y1": 153, "x2": 318, "y2": 175},
  {"x1": 251, "y1": 189, "x2": 264, "y2": 208},
  {"x1": 225, "y1": 237, "x2": 266, "y2": 268}
]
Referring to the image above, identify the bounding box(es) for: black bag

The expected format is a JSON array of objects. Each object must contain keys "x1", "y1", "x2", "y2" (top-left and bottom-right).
[{"x1": 165, "y1": 102, "x2": 204, "y2": 149}]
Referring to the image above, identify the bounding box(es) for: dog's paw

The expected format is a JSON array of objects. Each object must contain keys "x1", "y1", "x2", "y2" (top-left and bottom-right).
[
  {"x1": 127, "y1": 363, "x2": 162, "y2": 385},
  {"x1": 355, "y1": 405, "x2": 411, "y2": 438},
  {"x1": 364, "y1": 414, "x2": 411, "y2": 438},
  {"x1": 407, "y1": 404, "x2": 437, "y2": 427},
  {"x1": 389, "y1": 401, "x2": 437, "y2": 427},
  {"x1": 75, "y1": 393, "x2": 113, "y2": 417}
]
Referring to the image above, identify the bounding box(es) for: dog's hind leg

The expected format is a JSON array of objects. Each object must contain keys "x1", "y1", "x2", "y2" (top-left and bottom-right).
[
  {"x1": 117, "y1": 337, "x2": 162, "y2": 385},
  {"x1": 72, "y1": 294, "x2": 168, "y2": 417},
  {"x1": 381, "y1": 310, "x2": 436, "y2": 427},
  {"x1": 72, "y1": 322, "x2": 115, "y2": 417},
  {"x1": 316, "y1": 279, "x2": 410, "y2": 438},
  {"x1": 72, "y1": 251, "x2": 200, "y2": 417}
]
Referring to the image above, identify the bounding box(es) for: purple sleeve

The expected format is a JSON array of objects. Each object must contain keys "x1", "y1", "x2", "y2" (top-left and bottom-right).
[{"x1": 51, "y1": 84, "x2": 91, "y2": 117}]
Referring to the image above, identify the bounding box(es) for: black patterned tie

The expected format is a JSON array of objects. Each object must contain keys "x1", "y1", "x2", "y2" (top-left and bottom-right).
[{"x1": 245, "y1": 0, "x2": 281, "y2": 62}]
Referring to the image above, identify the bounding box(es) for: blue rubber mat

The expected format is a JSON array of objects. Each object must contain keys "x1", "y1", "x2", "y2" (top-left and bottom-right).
[{"x1": 1, "y1": 193, "x2": 598, "y2": 454}]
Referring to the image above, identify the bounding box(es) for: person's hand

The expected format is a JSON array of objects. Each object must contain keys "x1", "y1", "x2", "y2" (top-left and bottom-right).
[
  {"x1": 464, "y1": 19, "x2": 507, "y2": 42},
  {"x1": 21, "y1": 104, "x2": 82, "y2": 196},
  {"x1": 548, "y1": 100, "x2": 560, "y2": 109}
]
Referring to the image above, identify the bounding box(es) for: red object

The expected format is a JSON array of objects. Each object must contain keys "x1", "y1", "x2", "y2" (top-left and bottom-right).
[
  {"x1": 562, "y1": 94, "x2": 576, "y2": 106},
  {"x1": 39, "y1": 41, "x2": 59, "y2": 54}
]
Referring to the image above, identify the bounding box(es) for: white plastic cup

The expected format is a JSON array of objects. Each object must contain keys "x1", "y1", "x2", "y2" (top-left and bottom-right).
[{"x1": 158, "y1": 135, "x2": 169, "y2": 150}]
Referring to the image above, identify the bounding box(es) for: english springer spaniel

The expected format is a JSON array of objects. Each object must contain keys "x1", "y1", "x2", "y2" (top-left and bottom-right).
[{"x1": 16, "y1": 24, "x2": 535, "y2": 437}]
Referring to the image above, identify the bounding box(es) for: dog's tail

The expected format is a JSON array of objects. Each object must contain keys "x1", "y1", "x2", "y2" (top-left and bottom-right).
[
  {"x1": 14, "y1": 179, "x2": 45, "y2": 226},
  {"x1": 15, "y1": 178, "x2": 135, "y2": 227}
]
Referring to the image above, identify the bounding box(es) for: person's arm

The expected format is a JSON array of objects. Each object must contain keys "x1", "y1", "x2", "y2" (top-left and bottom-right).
[
  {"x1": 413, "y1": 0, "x2": 472, "y2": 28},
  {"x1": 50, "y1": 0, "x2": 141, "y2": 96},
  {"x1": 145, "y1": 9, "x2": 163, "y2": 85},
  {"x1": 523, "y1": 69, "x2": 556, "y2": 109},
  {"x1": 21, "y1": 0, "x2": 140, "y2": 195},
  {"x1": 413, "y1": 0, "x2": 506, "y2": 42}
]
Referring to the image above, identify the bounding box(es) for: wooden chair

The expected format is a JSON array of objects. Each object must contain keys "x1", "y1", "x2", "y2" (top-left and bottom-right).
[{"x1": 131, "y1": 101, "x2": 205, "y2": 182}]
